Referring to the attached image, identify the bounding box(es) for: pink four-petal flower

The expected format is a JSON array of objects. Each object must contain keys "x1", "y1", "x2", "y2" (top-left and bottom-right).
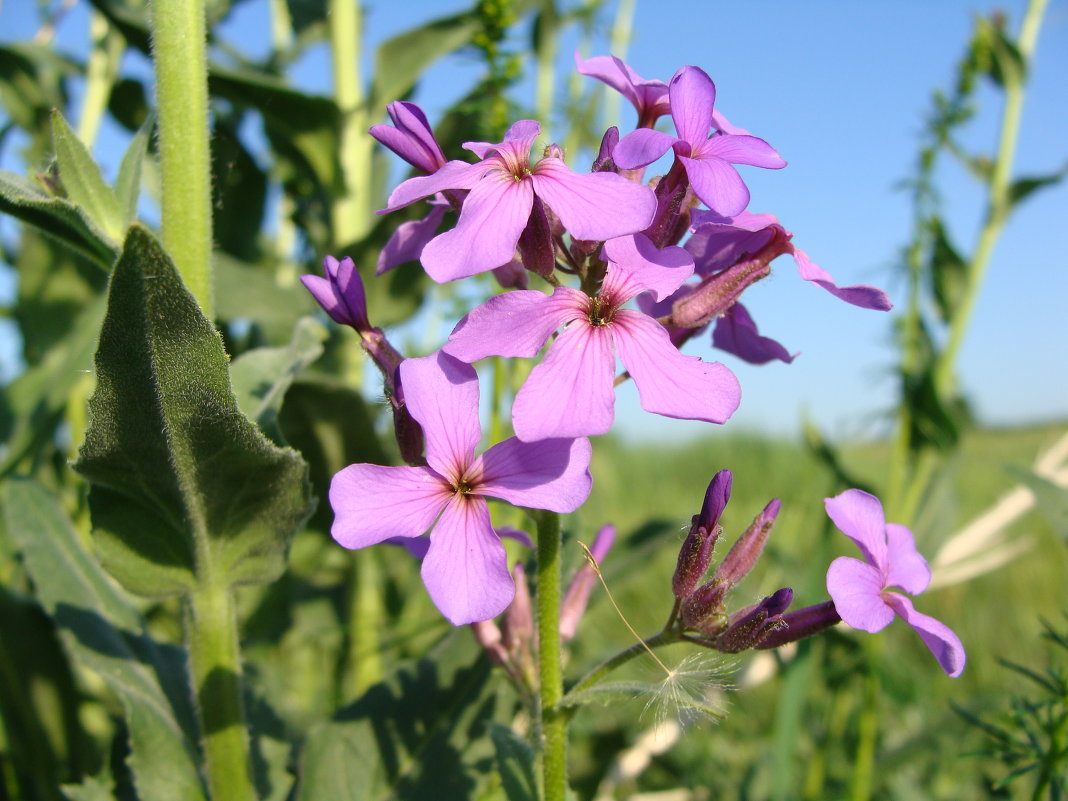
[
  {"x1": 443, "y1": 234, "x2": 741, "y2": 441},
  {"x1": 330, "y1": 351, "x2": 592, "y2": 625},
  {"x1": 825, "y1": 489, "x2": 966, "y2": 678}
]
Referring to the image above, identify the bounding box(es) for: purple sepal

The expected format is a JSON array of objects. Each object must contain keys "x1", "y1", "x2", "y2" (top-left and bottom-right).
[
  {"x1": 370, "y1": 100, "x2": 447, "y2": 174},
  {"x1": 712, "y1": 304, "x2": 796, "y2": 365},
  {"x1": 301, "y1": 255, "x2": 371, "y2": 332},
  {"x1": 713, "y1": 498, "x2": 781, "y2": 587},
  {"x1": 711, "y1": 587, "x2": 793, "y2": 653},
  {"x1": 679, "y1": 578, "x2": 728, "y2": 635},
  {"x1": 376, "y1": 203, "x2": 447, "y2": 275},
  {"x1": 672, "y1": 470, "x2": 731, "y2": 599},
  {"x1": 755, "y1": 601, "x2": 842, "y2": 650}
]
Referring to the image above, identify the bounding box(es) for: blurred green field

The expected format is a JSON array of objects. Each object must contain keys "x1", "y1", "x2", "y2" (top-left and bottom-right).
[{"x1": 552, "y1": 421, "x2": 1067, "y2": 800}]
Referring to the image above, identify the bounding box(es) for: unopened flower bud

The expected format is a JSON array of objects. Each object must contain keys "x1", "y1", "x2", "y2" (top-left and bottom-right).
[
  {"x1": 592, "y1": 127, "x2": 619, "y2": 173},
  {"x1": 756, "y1": 601, "x2": 841, "y2": 650},
  {"x1": 369, "y1": 101, "x2": 447, "y2": 174},
  {"x1": 560, "y1": 525, "x2": 616, "y2": 641},
  {"x1": 543, "y1": 143, "x2": 566, "y2": 161},
  {"x1": 470, "y1": 619, "x2": 510, "y2": 668},
  {"x1": 712, "y1": 587, "x2": 793, "y2": 653},
  {"x1": 670, "y1": 226, "x2": 793, "y2": 328},
  {"x1": 502, "y1": 562, "x2": 534, "y2": 653},
  {"x1": 713, "y1": 498, "x2": 781, "y2": 588},
  {"x1": 672, "y1": 470, "x2": 732, "y2": 599},
  {"x1": 302, "y1": 255, "x2": 373, "y2": 332},
  {"x1": 679, "y1": 578, "x2": 728, "y2": 634}
]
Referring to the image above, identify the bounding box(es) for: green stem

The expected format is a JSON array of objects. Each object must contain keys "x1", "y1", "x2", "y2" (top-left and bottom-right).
[
  {"x1": 186, "y1": 584, "x2": 255, "y2": 801},
  {"x1": 562, "y1": 630, "x2": 680, "y2": 708},
  {"x1": 79, "y1": 11, "x2": 123, "y2": 147},
  {"x1": 150, "y1": 0, "x2": 214, "y2": 317},
  {"x1": 848, "y1": 668, "x2": 879, "y2": 801},
  {"x1": 328, "y1": 0, "x2": 373, "y2": 247},
  {"x1": 535, "y1": 510, "x2": 566, "y2": 801},
  {"x1": 346, "y1": 548, "x2": 383, "y2": 699}
]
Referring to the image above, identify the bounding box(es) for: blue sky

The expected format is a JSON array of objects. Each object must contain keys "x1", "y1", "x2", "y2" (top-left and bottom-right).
[{"x1": 1, "y1": 0, "x2": 1065, "y2": 442}]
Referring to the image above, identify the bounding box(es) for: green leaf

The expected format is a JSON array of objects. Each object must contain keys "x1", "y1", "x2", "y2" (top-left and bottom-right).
[
  {"x1": 230, "y1": 316, "x2": 328, "y2": 441},
  {"x1": 369, "y1": 12, "x2": 480, "y2": 113},
  {"x1": 1009, "y1": 165, "x2": 1068, "y2": 209},
  {"x1": 1, "y1": 478, "x2": 207, "y2": 801},
  {"x1": 295, "y1": 635, "x2": 506, "y2": 801},
  {"x1": 213, "y1": 253, "x2": 318, "y2": 342},
  {"x1": 51, "y1": 109, "x2": 124, "y2": 241},
  {"x1": 0, "y1": 170, "x2": 119, "y2": 269},
  {"x1": 927, "y1": 217, "x2": 967, "y2": 323},
  {"x1": 114, "y1": 111, "x2": 153, "y2": 226},
  {"x1": 487, "y1": 723, "x2": 537, "y2": 801},
  {"x1": 61, "y1": 774, "x2": 117, "y2": 801},
  {"x1": 73, "y1": 225, "x2": 314, "y2": 597},
  {"x1": 1006, "y1": 464, "x2": 1068, "y2": 542}
]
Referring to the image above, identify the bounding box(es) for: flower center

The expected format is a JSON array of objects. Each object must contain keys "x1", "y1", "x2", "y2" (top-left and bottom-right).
[{"x1": 586, "y1": 295, "x2": 616, "y2": 327}]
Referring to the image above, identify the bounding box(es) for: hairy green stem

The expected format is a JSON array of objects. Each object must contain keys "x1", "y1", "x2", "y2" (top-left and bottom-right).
[
  {"x1": 535, "y1": 510, "x2": 566, "y2": 801},
  {"x1": 328, "y1": 0, "x2": 373, "y2": 247},
  {"x1": 150, "y1": 0, "x2": 214, "y2": 317},
  {"x1": 186, "y1": 584, "x2": 255, "y2": 801},
  {"x1": 562, "y1": 630, "x2": 681, "y2": 714}
]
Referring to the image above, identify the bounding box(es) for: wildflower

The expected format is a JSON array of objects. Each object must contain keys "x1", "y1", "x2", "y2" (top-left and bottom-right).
[
  {"x1": 672, "y1": 470, "x2": 731, "y2": 599},
  {"x1": 560, "y1": 524, "x2": 616, "y2": 641},
  {"x1": 329, "y1": 351, "x2": 592, "y2": 624},
  {"x1": 443, "y1": 233, "x2": 740, "y2": 441},
  {"x1": 369, "y1": 100, "x2": 448, "y2": 174},
  {"x1": 613, "y1": 66, "x2": 785, "y2": 216},
  {"x1": 825, "y1": 489, "x2": 966, "y2": 677},
  {"x1": 380, "y1": 120, "x2": 656, "y2": 282}
]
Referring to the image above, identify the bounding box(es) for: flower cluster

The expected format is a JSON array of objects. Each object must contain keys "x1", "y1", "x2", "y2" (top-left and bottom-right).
[{"x1": 301, "y1": 53, "x2": 960, "y2": 679}]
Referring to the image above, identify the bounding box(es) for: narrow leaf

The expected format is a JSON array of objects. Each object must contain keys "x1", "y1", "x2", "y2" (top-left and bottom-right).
[
  {"x1": 1006, "y1": 464, "x2": 1068, "y2": 542},
  {"x1": 928, "y1": 217, "x2": 968, "y2": 323},
  {"x1": 0, "y1": 170, "x2": 118, "y2": 269},
  {"x1": 114, "y1": 112, "x2": 154, "y2": 226},
  {"x1": 487, "y1": 723, "x2": 538, "y2": 801},
  {"x1": 73, "y1": 225, "x2": 314, "y2": 597},
  {"x1": 51, "y1": 109, "x2": 124, "y2": 241},
  {"x1": 1, "y1": 478, "x2": 207, "y2": 801},
  {"x1": 1009, "y1": 165, "x2": 1068, "y2": 209}
]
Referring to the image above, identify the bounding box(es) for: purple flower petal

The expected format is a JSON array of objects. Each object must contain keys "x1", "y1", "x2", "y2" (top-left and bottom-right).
[
  {"x1": 712, "y1": 304, "x2": 796, "y2": 365},
  {"x1": 612, "y1": 127, "x2": 678, "y2": 170},
  {"x1": 444, "y1": 288, "x2": 581, "y2": 362},
  {"x1": 383, "y1": 159, "x2": 483, "y2": 212},
  {"x1": 400, "y1": 352, "x2": 482, "y2": 480},
  {"x1": 686, "y1": 224, "x2": 776, "y2": 275},
  {"x1": 698, "y1": 134, "x2": 786, "y2": 169},
  {"x1": 679, "y1": 154, "x2": 750, "y2": 217},
  {"x1": 575, "y1": 54, "x2": 670, "y2": 123},
  {"x1": 531, "y1": 160, "x2": 655, "y2": 241},
  {"x1": 613, "y1": 310, "x2": 740, "y2": 424},
  {"x1": 603, "y1": 234, "x2": 694, "y2": 302},
  {"x1": 464, "y1": 119, "x2": 541, "y2": 160},
  {"x1": 884, "y1": 593, "x2": 966, "y2": 677},
  {"x1": 477, "y1": 436, "x2": 593, "y2": 512},
  {"x1": 421, "y1": 497, "x2": 514, "y2": 624},
  {"x1": 824, "y1": 489, "x2": 889, "y2": 570},
  {"x1": 370, "y1": 101, "x2": 447, "y2": 174},
  {"x1": 376, "y1": 204, "x2": 447, "y2": 274},
  {"x1": 330, "y1": 463, "x2": 449, "y2": 549},
  {"x1": 690, "y1": 208, "x2": 778, "y2": 231},
  {"x1": 420, "y1": 175, "x2": 533, "y2": 282},
  {"x1": 884, "y1": 523, "x2": 932, "y2": 595},
  {"x1": 794, "y1": 249, "x2": 893, "y2": 311},
  {"x1": 668, "y1": 65, "x2": 716, "y2": 147},
  {"x1": 826, "y1": 556, "x2": 895, "y2": 633},
  {"x1": 512, "y1": 323, "x2": 616, "y2": 441}
]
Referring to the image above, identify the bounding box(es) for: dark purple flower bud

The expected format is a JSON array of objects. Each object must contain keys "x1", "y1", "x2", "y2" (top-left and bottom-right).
[
  {"x1": 711, "y1": 587, "x2": 793, "y2": 653},
  {"x1": 592, "y1": 127, "x2": 620, "y2": 172},
  {"x1": 672, "y1": 470, "x2": 732, "y2": 599},
  {"x1": 712, "y1": 498, "x2": 781, "y2": 588},
  {"x1": 560, "y1": 525, "x2": 616, "y2": 641},
  {"x1": 301, "y1": 255, "x2": 372, "y2": 332},
  {"x1": 678, "y1": 578, "x2": 728, "y2": 634},
  {"x1": 670, "y1": 226, "x2": 793, "y2": 328},
  {"x1": 755, "y1": 601, "x2": 841, "y2": 650},
  {"x1": 369, "y1": 101, "x2": 447, "y2": 175},
  {"x1": 517, "y1": 196, "x2": 556, "y2": 278}
]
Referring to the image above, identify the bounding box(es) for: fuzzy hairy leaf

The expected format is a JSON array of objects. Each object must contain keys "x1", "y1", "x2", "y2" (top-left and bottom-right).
[
  {"x1": 1, "y1": 478, "x2": 206, "y2": 801},
  {"x1": 51, "y1": 109, "x2": 124, "y2": 241},
  {"x1": 73, "y1": 226, "x2": 314, "y2": 597}
]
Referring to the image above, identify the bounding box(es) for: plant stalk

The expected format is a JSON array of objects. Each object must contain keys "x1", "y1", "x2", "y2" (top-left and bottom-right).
[
  {"x1": 535, "y1": 510, "x2": 567, "y2": 801},
  {"x1": 150, "y1": 0, "x2": 214, "y2": 317}
]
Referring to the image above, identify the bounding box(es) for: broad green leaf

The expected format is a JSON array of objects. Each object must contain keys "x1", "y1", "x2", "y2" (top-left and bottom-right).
[
  {"x1": 295, "y1": 635, "x2": 505, "y2": 801},
  {"x1": 230, "y1": 316, "x2": 328, "y2": 441},
  {"x1": 1006, "y1": 464, "x2": 1068, "y2": 542},
  {"x1": 211, "y1": 120, "x2": 268, "y2": 261},
  {"x1": 487, "y1": 723, "x2": 537, "y2": 801},
  {"x1": 51, "y1": 109, "x2": 124, "y2": 241},
  {"x1": 0, "y1": 170, "x2": 119, "y2": 269},
  {"x1": 213, "y1": 253, "x2": 318, "y2": 343},
  {"x1": 0, "y1": 295, "x2": 105, "y2": 479},
  {"x1": 369, "y1": 12, "x2": 480, "y2": 113},
  {"x1": 1, "y1": 478, "x2": 207, "y2": 801},
  {"x1": 73, "y1": 225, "x2": 314, "y2": 597},
  {"x1": 114, "y1": 112, "x2": 154, "y2": 226}
]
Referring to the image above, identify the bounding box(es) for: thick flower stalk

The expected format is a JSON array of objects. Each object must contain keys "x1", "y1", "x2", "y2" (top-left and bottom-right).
[
  {"x1": 380, "y1": 119, "x2": 656, "y2": 282},
  {"x1": 825, "y1": 489, "x2": 966, "y2": 677},
  {"x1": 444, "y1": 233, "x2": 740, "y2": 440},
  {"x1": 329, "y1": 351, "x2": 592, "y2": 624}
]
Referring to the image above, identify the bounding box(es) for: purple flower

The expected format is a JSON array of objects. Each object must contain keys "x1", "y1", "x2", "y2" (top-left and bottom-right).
[
  {"x1": 301, "y1": 255, "x2": 372, "y2": 332},
  {"x1": 330, "y1": 351, "x2": 593, "y2": 624},
  {"x1": 444, "y1": 233, "x2": 740, "y2": 441},
  {"x1": 369, "y1": 101, "x2": 447, "y2": 174},
  {"x1": 575, "y1": 53, "x2": 670, "y2": 129},
  {"x1": 825, "y1": 489, "x2": 966, "y2": 678},
  {"x1": 613, "y1": 66, "x2": 785, "y2": 216},
  {"x1": 381, "y1": 120, "x2": 656, "y2": 283}
]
